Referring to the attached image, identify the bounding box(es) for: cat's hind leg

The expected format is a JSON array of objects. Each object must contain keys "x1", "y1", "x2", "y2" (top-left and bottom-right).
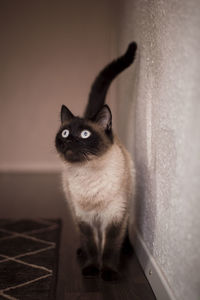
[{"x1": 121, "y1": 228, "x2": 134, "y2": 255}]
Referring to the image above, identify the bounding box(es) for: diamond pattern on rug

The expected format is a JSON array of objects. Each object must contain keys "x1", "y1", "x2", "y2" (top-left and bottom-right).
[
  {"x1": 0, "y1": 260, "x2": 48, "y2": 290},
  {"x1": 2, "y1": 220, "x2": 50, "y2": 233},
  {"x1": 0, "y1": 219, "x2": 61, "y2": 300},
  {"x1": 6, "y1": 276, "x2": 53, "y2": 300},
  {"x1": 20, "y1": 248, "x2": 56, "y2": 270},
  {"x1": 30, "y1": 227, "x2": 60, "y2": 243},
  {"x1": 0, "y1": 236, "x2": 49, "y2": 257}
]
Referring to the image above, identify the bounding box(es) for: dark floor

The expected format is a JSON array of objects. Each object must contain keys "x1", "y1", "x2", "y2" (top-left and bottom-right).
[{"x1": 0, "y1": 173, "x2": 156, "y2": 300}]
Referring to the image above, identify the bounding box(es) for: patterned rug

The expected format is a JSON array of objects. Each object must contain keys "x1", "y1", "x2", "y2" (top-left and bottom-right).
[{"x1": 0, "y1": 219, "x2": 61, "y2": 300}]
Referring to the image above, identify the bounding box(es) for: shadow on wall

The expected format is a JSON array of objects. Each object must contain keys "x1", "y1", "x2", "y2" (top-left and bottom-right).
[
  {"x1": 127, "y1": 50, "x2": 156, "y2": 270},
  {"x1": 133, "y1": 161, "x2": 157, "y2": 267}
]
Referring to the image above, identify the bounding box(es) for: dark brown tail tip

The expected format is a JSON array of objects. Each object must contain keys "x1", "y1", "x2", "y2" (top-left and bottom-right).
[{"x1": 124, "y1": 41, "x2": 137, "y2": 65}]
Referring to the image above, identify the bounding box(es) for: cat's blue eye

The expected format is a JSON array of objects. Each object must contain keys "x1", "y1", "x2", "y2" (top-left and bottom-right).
[
  {"x1": 81, "y1": 130, "x2": 91, "y2": 139},
  {"x1": 61, "y1": 129, "x2": 69, "y2": 138}
]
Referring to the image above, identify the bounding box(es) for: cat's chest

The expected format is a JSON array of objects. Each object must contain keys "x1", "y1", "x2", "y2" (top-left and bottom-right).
[
  {"x1": 63, "y1": 145, "x2": 125, "y2": 205},
  {"x1": 67, "y1": 163, "x2": 121, "y2": 200}
]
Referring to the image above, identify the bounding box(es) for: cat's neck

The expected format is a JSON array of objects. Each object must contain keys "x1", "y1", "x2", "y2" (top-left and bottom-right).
[{"x1": 62, "y1": 136, "x2": 124, "y2": 172}]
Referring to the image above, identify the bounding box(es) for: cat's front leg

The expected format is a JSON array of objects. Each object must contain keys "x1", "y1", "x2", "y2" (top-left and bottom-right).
[
  {"x1": 101, "y1": 221, "x2": 126, "y2": 281},
  {"x1": 78, "y1": 221, "x2": 100, "y2": 277}
]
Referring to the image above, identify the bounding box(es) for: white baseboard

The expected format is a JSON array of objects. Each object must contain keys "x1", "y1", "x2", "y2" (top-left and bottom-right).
[{"x1": 131, "y1": 230, "x2": 177, "y2": 300}]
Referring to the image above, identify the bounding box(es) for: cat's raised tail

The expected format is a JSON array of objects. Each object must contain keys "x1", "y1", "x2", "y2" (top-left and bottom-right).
[{"x1": 84, "y1": 42, "x2": 137, "y2": 119}]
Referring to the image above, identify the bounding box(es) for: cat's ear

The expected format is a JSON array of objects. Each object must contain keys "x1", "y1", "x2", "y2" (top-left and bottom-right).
[
  {"x1": 61, "y1": 105, "x2": 74, "y2": 123},
  {"x1": 93, "y1": 105, "x2": 112, "y2": 130}
]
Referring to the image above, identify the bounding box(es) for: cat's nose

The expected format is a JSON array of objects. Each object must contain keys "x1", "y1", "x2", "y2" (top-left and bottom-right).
[{"x1": 65, "y1": 149, "x2": 73, "y2": 155}]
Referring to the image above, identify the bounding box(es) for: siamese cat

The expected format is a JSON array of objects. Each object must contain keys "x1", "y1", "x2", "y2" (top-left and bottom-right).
[{"x1": 55, "y1": 42, "x2": 137, "y2": 281}]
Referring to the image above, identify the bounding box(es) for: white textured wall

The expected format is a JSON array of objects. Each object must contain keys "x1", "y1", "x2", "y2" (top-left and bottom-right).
[{"x1": 117, "y1": 1, "x2": 200, "y2": 300}]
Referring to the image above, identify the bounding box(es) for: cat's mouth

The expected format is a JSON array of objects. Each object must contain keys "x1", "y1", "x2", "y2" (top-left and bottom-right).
[{"x1": 64, "y1": 149, "x2": 88, "y2": 163}]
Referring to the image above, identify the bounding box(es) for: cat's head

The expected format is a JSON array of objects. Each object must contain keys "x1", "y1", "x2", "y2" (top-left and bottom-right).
[{"x1": 55, "y1": 105, "x2": 113, "y2": 163}]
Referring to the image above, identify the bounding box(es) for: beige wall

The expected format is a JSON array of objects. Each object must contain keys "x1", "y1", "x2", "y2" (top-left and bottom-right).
[
  {"x1": 117, "y1": 1, "x2": 200, "y2": 300},
  {"x1": 0, "y1": 0, "x2": 117, "y2": 171}
]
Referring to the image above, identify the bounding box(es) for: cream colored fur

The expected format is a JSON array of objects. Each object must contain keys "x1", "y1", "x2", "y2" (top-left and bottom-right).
[{"x1": 62, "y1": 136, "x2": 135, "y2": 238}]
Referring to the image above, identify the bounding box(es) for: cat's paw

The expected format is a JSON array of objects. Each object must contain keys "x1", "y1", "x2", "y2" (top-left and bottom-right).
[
  {"x1": 101, "y1": 267, "x2": 119, "y2": 282},
  {"x1": 82, "y1": 264, "x2": 100, "y2": 278}
]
